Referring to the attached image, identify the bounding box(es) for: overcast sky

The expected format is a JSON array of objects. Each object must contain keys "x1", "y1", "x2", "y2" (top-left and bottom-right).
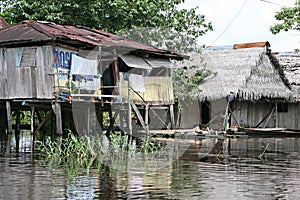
[{"x1": 178, "y1": 0, "x2": 299, "y2": 52}]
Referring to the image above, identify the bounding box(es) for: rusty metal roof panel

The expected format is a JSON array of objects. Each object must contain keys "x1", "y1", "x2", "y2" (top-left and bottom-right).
[
  {"x1": 0, "y1": 20, "x2": 176, "y2": 57},
  {"x1": 0, "y1": 21, "x2": 52, "y2": 45}
]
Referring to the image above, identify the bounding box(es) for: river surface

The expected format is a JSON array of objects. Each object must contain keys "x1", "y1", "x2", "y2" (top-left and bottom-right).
[{"x1": 1, "y1": 132, "x2": 300, "y2": 200}]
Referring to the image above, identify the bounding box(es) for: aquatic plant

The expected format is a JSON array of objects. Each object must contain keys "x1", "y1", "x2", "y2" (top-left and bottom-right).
[
  {"x1": 258, "y1": 143, "x2": 270, "y2": 160},
  {"x1": 36, "y1": 132, "x2": 98, "y2": 170},
  {"x1": 35, "y1": 130, "x2": 165, "y2": 172}
]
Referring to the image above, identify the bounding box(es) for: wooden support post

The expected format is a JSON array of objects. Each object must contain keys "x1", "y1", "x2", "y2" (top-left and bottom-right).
[
  {"x1": 127, "y1": 81, "x2": 132, "y2": 135},
  {"x1": 87, "y1": 104, "x2": 91, "y2": 134},
  {"x1": 5, "y1": 101, "x2": 12, "y2": 154},
  {"x1": 130, "y1": 102, "x2": 147, "y2": 132},
  {"x1": 128, "y1": 103, "x2": 132, "y2": 135},
  {"x1": 145, "y1": 103, "x2": 150, "y2": 135},
  {"x1": 33, "y1": 111, "x2": 52, "y2": 138},
  {"x1": 6, "y1": 101, "x2": 12, "y2": 134},
  {"x1": 30, "y1": 106, "x2": 35, "y2": 152},
  {"x1": 170, "y1": 104, "x2": 175, "y2": 129},
  {"x1": 30, "y1": 107, "x2": 35, "y2": 135},
  {"x1": 96, "y1": 109, "x2": 103, "y2": 130},
  {"x1": 15, "y1": 110, "x2": 20, "y2": 153},
  {"x1": 275, "y1": 101, "x2": 278, "y2": 128},
  {"x1": 107, "y1": 111, "x2": 119, "y2": 134},
  {"x1": 119, "y1": 107, "x2": 125, "y2": 133},
  {"x1": 52, "y1": 102, "x2": 63, "y2": 137}
]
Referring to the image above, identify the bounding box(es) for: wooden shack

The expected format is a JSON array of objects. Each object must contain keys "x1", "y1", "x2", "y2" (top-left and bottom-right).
[
  {"x1": 0, "y1": 20, "x2": 183, "y2": 142},
  {"x1": 179, "y1": 42, "x2": 295, "y2": 130}
]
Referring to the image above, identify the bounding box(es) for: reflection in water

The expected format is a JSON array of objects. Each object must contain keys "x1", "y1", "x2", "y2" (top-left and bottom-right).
[{"x1": 0, "y1": 136, "x2": 300, "y2": 199}]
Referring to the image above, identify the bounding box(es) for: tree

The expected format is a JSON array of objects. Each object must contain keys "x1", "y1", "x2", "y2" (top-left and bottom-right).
[
  {"x1": 0, "y1": 1, "x2": 212, "y2": 37},
  {"x1": 270, "y1": 0, "x2": 300, "y2": 34},
  {"x1": 172, "y1": 61, "x2": 215, "y2": 127}
]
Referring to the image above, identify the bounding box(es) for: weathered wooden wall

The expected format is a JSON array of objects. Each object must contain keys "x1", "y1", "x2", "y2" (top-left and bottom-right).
[
  {"x1": 0, "y1": 46, "x2": 54, "y2": 99},
  {"x1": 180, "y1": 99, "x2": 300, "y2": 130}
]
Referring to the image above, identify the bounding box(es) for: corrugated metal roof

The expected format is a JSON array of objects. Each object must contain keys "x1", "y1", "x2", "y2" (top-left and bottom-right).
[{"x1": 0, "y1": 20, "x2": 182, "y2": 58}]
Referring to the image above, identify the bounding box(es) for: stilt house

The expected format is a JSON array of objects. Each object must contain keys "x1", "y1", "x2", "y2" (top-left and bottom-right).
[
  {"x1": 180, "y1": 42, "x2": 295, "y2": 130},
  {"x1": 0, "y1": 20, "x2": 183, "y2": 137}
]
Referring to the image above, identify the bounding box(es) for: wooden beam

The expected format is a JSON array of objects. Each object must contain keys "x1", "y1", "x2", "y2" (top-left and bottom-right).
[
  {"x1": 6, "y1": 101, "x2": 12, "y2": 134},
  {"x1": 30, "y1": 106, "x2": 35, "y2": 152},
  {"x1": 130, "y1": 101, "x2": 147, "y2": 131},
  {"x1": 52, "y1": 102, "x2": 63, "y2": 136},
  {"x1": 145, "y1": 103, "x2": 149, "y2": 134},
  {"x1": 107, "y1": 111, "x2": 119, "y2": 134},
  {"x1": 170, "y1": 105, "x2": 175, "y2": 129},
  {"x1": 15, "y1": 110, "x2": 20, "y2": 153},
  {"x1": 5, "y1": 101, "x2": 12, "y2": 154},
  {"x1": 33, "y1": 111, "x2": 52, "y2": 137}
]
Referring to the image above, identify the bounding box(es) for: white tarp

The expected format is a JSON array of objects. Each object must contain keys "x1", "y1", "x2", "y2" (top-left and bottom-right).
[
  {"x1": 71, "y1": 55, "x2": 99, "y2": 90},
  {"x1": 71, "y1": 54, "x2": 97, "y2": 75}
]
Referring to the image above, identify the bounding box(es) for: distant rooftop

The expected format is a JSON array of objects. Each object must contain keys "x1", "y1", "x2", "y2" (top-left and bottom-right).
[{"x1": 204, "y1": 41, "x2": 270, "y2": 50}]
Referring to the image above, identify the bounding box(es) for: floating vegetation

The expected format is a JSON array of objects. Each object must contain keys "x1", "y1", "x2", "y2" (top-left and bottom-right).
[{"x1": 258, "y1": 143, "x2": 270, "y2": 160}]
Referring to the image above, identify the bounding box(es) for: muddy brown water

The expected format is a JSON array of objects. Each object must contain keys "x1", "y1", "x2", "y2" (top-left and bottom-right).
[{"x1": 0, "y1": 133, "x2": 300, "y2": 200}]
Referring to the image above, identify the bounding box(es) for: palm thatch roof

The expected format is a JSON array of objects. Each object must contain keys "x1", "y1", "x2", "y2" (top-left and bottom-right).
[
  {"x1": 184, "y1": 44, "x2": 292, "y2": 102},
  {"x1": 275, "y1": 52, "x2": 300, "y2": 100}
]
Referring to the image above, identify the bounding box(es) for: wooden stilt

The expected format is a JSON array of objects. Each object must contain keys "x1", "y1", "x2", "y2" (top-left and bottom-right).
[
  {"x1": 130, "y1": 102, "x2": 147, "y2": 131},
  {"x1": 275, "y1": 101, "x2": 278, "y2": 128},
  {"x1": 15, "y1": 110, "x2": 20, "y2": 153},
  {"x1": 145, "y1": 103, "x2": 150, "y2": 134},
  {"x1": 107, "y1": 111, "x2": 119, "y2": 134},
  {"x1": 33, "y1": 111, "x2": 52, "y2": 139},
  {"x1": 170, "y1": 105, "x2": 175, "y2": 129},
  {"x1": 96, "y1": 109, "x2": 103, "y2": 130},
  {"x1": 87, "y1": 104, "x2": 91, "y2": 134},
  {"x1": 119, "y1": 109, "x2": 125, "y2": 133},
  {"x1": 5, "y1": 101, "x2": 12, "y2": 154},
  {"x1": 30, "y1": 107, "x2": 35, "y2": 135},
  {"x1": 52, "y1": 102, "x2": 63, "y2": 147},
  {"x1": 6, "y1": 101, "x2": 12, "y2": 134},
  {"x1": 30, "y1": 106, "x2": 35, "y2": 152},
  {"x1": 128, "y1": 103, "x2": 132, "y2": 135},
  {"x1": 127, "y1": 82, "x2": 132, "y2": 135}
]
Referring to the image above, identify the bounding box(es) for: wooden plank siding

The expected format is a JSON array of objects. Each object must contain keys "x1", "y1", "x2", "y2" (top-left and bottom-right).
[{"x1": 0, "y1": 46, "x2": 54, "y2": 100}]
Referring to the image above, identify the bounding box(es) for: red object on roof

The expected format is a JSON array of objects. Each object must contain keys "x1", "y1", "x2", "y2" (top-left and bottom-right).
[
  {"x1": 0, "y1": 16, "x2": 9, "y2": 29},
  {"x1": 233, "y1": 41, "x2": 270, "y2": 49},
  {"x1": 0, "y1": 20, "x2": 181, "y2": 58}
]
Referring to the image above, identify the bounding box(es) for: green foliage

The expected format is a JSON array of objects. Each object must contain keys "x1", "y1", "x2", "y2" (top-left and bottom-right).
[
  {"x1": 270, "y1": 0, "x2": 300, "y2": 34},
  {"x1": 172, "y1": 64, "x2": 214, "y2": 102}
]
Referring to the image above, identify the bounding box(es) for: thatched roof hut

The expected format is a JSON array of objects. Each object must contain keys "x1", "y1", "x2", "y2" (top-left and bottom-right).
[
  {"x1": 275, "y1": 52, "x2": 300, "y2": 100},
  {"x1": 186, "y1": 42, "x2": 292, "y2": 102}
]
